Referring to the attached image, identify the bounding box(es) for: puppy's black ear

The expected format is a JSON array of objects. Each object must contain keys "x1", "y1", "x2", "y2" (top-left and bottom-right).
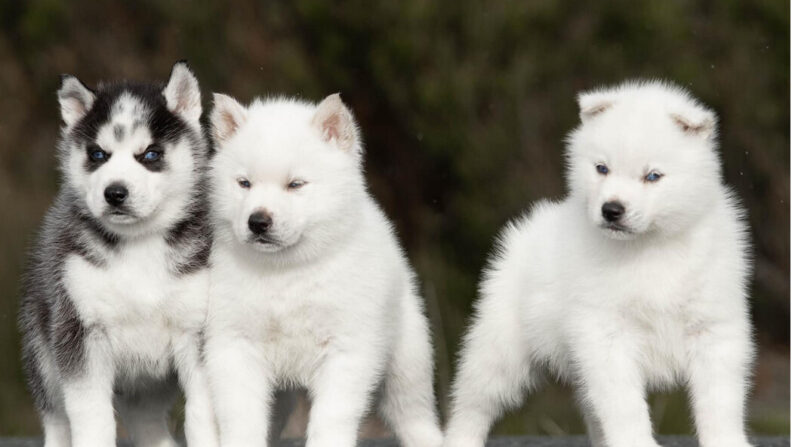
[
  {"x1": 210, "y1": 93, "x2": 247, "y2": 143},
  {"x1": 163, "y1": 61, "x2": 202, "y2": 125},
  {"x1": 311, "y1": 93, "x2": 360, "y2": 154},
  {"x1": 58, "y1": 75, "x2": 95, "y2": 127},
  {"x1": 670, "y1": 109, "x2": 716, "y2": 139},
  {"x1": 577, "y1": 89, "x2": 615, "y2": 122}
]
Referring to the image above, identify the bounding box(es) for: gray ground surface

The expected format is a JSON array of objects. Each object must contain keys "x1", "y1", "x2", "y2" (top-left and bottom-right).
[{"x1": 0, "y1": 438, "x2": 789, "y2": 446}]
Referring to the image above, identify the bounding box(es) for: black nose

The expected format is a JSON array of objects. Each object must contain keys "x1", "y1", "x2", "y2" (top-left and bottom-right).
[
  {"x1": 248, "y1": 212, "x2": 273, "y2": 235},
  {"x1": 104, "y1": 183, "x2": 129, "y2": 207},
  {"x1": 601, "y1": 201, "x2": 625, "y2": 222}
]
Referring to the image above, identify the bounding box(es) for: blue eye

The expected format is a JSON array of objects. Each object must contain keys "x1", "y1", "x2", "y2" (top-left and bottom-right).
[
  {"x1": 142, "y1": 145, "x2": 162, "y2": 162},
  {"x1": 87, "y1": 145, "x2": 108, "y2": 162},
  {"x1": 237, "y1": 178, "x2": 251, "y2": 189},
  {"x1": 287, "y1": 180, "x2": 306, "y2": 190},
  {"x1": 645, "y1": 171, "x2": 663, "y2": 182},
  {"x1": 596, "y1": 164, "x2": 609, "y2": 175}
]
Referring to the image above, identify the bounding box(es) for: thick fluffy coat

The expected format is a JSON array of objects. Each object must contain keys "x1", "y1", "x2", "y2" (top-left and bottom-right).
[
  {"x1": 19, "y1": 63, "x2": 218, "y2": 447},
  {"x1": 203, "y1": 93, "x2": 443, "y2": 447},
  {"x1": 445, "y1": 81, "x2": 754, "y2": 447}
]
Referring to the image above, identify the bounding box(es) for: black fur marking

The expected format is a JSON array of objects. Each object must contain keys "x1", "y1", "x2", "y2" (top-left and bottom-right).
[
  {"x1": 20, "y1": 332, "x2": 52, "y2": 411},
  {"x1": 149, "y1": 103, "x2": 189, "y2": 143},
  {"x1": 176, "y1": 237, "x2": 211, "y2": 275},
  {"x1": 19, "y1": 188, "x2": 118, "y2": 408},
  {"x1": 167, "y1": 182, "x2": 212, "y2": 275},
  {"x1": 51, "y1": 294, "x2": 87, "y2": 375}
]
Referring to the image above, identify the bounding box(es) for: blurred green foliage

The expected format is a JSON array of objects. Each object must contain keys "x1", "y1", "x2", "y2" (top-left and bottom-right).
[{"x1": 0, "y1": 0, "x2": 788, "y2": 437}]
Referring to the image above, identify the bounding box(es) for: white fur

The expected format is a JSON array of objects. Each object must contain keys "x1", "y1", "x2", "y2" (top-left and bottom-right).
[
  {"x1": 445, "y1": 81, "x2": 754, "y2": 447},
  {"x1": 204, "y1": 94, "x2": 443, "y2": 447}
]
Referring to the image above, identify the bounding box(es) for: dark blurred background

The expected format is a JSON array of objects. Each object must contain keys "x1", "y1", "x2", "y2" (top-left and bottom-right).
[{"x1": 0, "y1": 0, "x2": 789, "y2": 438}]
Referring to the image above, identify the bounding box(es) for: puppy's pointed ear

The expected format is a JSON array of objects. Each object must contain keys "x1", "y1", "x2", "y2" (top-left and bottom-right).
[
  {"x1": 312, "y1": 93, "x2": 359, "y2": 153},
  {"x1": 670, "y1": 108, "x2": 716, "y2": 139},
  {"x1": 58, "y1": 75, "x2": 95, "y2": 127},
  {"x1": 210, "y1": 93, "x2": 247, "y2": 143},
  {"x1": 163, "y1": 61, "x2": 202, "y2": 124},
  {"x1": 577, "y1": 90, "x2": 615, "y2": 122}
]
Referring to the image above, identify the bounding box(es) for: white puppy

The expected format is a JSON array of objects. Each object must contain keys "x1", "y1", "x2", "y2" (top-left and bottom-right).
[
  {"x1": 445, "y1": 81, "x2": 754, "y2": 447},
  {"x1": 203, "y1": 93, "x2": 443, "y2": 447}
]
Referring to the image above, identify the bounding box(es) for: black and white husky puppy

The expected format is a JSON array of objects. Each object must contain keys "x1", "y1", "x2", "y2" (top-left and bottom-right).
[{"x1": 19, "y1": 62, "x2": 218, "y2": 447}]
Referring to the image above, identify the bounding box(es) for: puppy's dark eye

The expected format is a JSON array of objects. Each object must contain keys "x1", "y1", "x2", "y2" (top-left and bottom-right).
[
  {"x1": 87, "y1": 144, "x2": 108, "y2": 162},
  {"x1": 644, "y1": 171, "x2": 663, "y2": 183},
  {"x1": 237, "y1": 178, "x2": 251, "y2": 189},
  {"x1": 287, "y1": 180, "x2": 306, "y2": 190},
  {"x1": 141, "y1": 145, "x2": 162, "y2": 162},
  {"x1": 596, "y1": 164, "x2": 609, "y2": 175}
]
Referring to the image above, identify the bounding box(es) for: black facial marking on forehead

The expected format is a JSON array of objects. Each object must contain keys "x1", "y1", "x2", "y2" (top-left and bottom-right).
[{"x1": 113, "y1": 124, "x2": 125, "y2": 141}]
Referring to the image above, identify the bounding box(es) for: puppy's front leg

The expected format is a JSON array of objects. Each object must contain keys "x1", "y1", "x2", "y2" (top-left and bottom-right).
[
  {"x1": 572, "y1": 325, "x2": 660, "y2": 447},
  {"x1": 306, "y1": 351, "x2": 382, "y2": 447},
  {"x1": 687, "y1": 319, "x2": 754, "y2": 447},
  {"x1": 175, "y1": 333, "x2": 219, "y2": 447},
  {"x1": 61, "y1": 333, "x2": 116, "y2": 447},
  {"x1": 205, "y1": 334, "x2": 272, "y2": 447}
]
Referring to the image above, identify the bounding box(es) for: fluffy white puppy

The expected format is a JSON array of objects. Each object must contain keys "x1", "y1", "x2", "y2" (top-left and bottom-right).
[
  {"x1": 203, "y1": 93, "x2": 443, "y2": 447},
  {"x1": 445, "y1": 81, "x2": 754, "y2": 447}
]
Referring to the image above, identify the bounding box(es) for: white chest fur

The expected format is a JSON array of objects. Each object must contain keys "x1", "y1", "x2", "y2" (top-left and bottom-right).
[
  {"x1": 208, "y1": 241, "x2": 398, "y2": 386},
  {"x1": 63, "y1": 236, "x2": 209, "y2": 373}
]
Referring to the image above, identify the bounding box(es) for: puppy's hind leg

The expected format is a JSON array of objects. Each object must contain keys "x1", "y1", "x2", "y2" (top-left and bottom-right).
[
  {"x1": 444, "y1": 291, "x2": 537, "y2": 447},
  {"x1": 379, "y1": 293, "x2": 443, "y2": 447}
]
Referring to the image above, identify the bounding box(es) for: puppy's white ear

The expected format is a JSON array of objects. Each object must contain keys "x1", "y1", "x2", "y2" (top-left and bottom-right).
[
  {"x1": 577, "y1": 90, "x2": 615, "y2": 122},
  {"x1": 58, "y1": 75, "x2": 95, "y2": 127},
  {"x1": 211, "y1": 93, "x2": 247, "y2": 143},
  {"x1": 670, "y1": 109, "x2": 716, "y2": 139},
  {"x1": 163, "y1": 61, "x2": 202, "y2": 124},
  {"x1": 312, "y1": 93, "x2": 359, "y2": 153}
]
